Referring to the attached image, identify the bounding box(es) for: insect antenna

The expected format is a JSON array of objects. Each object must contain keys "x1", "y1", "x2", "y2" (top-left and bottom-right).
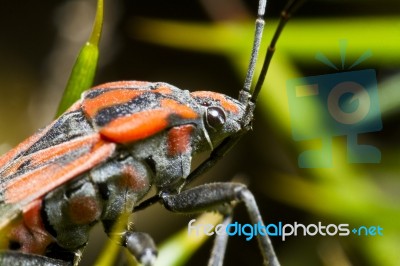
[
  {"x1": 180, "y1": 0, "x2": 304, "y2": 190},
  {"x1": 251, "y1": 0, "x2": 305, "y2": 103},
  {"x1": 240, "y1": 0, "x2": 267, "y2": 104}
]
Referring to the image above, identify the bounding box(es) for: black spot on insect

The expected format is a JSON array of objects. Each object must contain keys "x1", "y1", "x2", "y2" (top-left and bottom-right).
[
  {"x1": 116, "y1": 148, "x2": 130, "y2": 162},
  {"x1": 166, "y1": 113, "x2": 197, "y2": 129},
  {"x1": 144, "y1": 156, "x2": 157, "y2": 175},
  {"x1": 41, "y1": 205, "x2": 58, "y2": 238},
  {"x1": 97, "y1": 182, "x2": 110, "y2": 200},
  {"x1": 84, "y1": 89, "x2": 106, "y2": 99},
  {"x1": 45, "y1": 243, "x2": 77, "y2": 262},
  {"x1": 102, "y1": 219, "x2": 116, "y2": 235},
  {"x1": 8, "y1": 241, "x2": 21, "y2": 250},
  {"x1": 17, "y1": 159, "x2": 31, "y2": 171},
  {"x1": 94, "y1": 92, "x2": 163, "y2": 127},
  {"x1": 195, "y1": 97, "x2": 213, "y2": 107},
  {"x1": 64, "y1": 178, "x2": 87, "y2": 199}
]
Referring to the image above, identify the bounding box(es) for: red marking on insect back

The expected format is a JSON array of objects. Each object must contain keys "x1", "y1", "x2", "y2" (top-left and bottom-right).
[
  {"x1": 100, "y1": 99, "x2": 198, "y2": 144},
  {"x1": 191, "y1": 91, "x2": 240, "y2": 113},
  {"x1": 119, "y1": 165, "x2": 149, "y2": 192},
  {"x1": 100, "y1": 110, "x2": 169, "y2": 143},
  {"x1": 0, "y1": 110, "x2": 73, "y2": 176},
  {"x1": 160, "y1": 98, "x2": 198, "y2": 119},
  {"x1": 153, "y1": 85, "x2": 174, "y2": 95},
  {"x1": 0, "y1": 126, "x2": 52, "y2": 174},
  {"x1": 83, "y1": 84, "x2": 174, "y2": 118},
  {"x1": 68, "y1": 196, "x2": 102, "y2": 225},
  {"x1": 0, "y1": 135, "x2": 38, "y2": 174},
  {"x1": 5, "y1": 136, "x2": 116, "y2": 204},
  {"x1": 2, "y1": 135, "x2": 102, "y2": 177},
  {"x1": 8, "y1": 199, "x2": 54, "y2": 254},
  {"x1": 91, "y1": 80, "x2": 152, "y2": 90},
  {"x1": 83, "y1": 89, "x2": 143, "y2": 118},
  {"x1": 91, "y1": 81, "x2": 175, "y2": 95},
  {"x1": 167, "y1": 125, "x2": 194, "y2": 157}
]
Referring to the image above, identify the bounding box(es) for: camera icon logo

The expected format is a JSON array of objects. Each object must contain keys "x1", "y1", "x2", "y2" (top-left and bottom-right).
[{"x1": 287, "y1": 69, "x2": 382, "y2": 168}]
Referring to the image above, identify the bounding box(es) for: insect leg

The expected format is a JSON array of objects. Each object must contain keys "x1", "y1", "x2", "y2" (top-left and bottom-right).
[
  {"x1": 0, "y1": 251, "x2": 71, "y2": 266},
  {"x1": 102, "y1": 220, "x2": 157, "y2": 266},
  {"x1": 91, "y1": 154, "x2": 154, "y2": 264},
  {"x1": 71, "y1": 245, "x2": 85, "y2": 266},
  {"x1": 124, "y1": 231, "x2": 157, "y2": 266},
  {"x1": 161, "y1": 182, "x2": 279, "y2": 266},
  {"x1": 207, "y1": 214, "x2": 232, "y2": 266}
]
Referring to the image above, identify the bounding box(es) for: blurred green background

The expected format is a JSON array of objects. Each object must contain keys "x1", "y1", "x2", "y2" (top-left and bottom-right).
[{"x1": 0, "y1": 0, "x2": 400, "y2": 265}]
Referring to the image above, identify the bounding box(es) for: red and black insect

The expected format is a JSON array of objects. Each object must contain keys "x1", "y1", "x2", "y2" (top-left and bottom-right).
[{"x1": 0, "y1": 1, "x2": 301, "y2": 265}]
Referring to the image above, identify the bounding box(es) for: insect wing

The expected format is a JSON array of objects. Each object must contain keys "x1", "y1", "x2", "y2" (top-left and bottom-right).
[
  {"x1": 0, "y1": 110, "x2": 116, "y2": 228},
  {"x1": 82, "y1": 81, "x2": 199, "y2": 144}
]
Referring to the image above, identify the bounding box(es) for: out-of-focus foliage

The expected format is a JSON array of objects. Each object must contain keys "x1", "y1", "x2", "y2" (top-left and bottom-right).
[
  {"x1": 55, "y1": 0, "x2": 103, "y2": 117},
  {"x1": 131, "y1": 15, "x2": 400, "y2": 266}
]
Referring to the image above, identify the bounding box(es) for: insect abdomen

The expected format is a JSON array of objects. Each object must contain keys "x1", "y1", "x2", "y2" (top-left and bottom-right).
[{"x1": 42, "y1": 153, "x2": 152, "y2": 251}]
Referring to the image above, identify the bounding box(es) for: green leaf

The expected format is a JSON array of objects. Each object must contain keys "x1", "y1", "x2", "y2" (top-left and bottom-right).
[
  {"x1": 55, "y1": 0, "x2": 104, "y2": 117},
  {"x1": 155, "y1": 213, "x2": 222, "y2": 266}
]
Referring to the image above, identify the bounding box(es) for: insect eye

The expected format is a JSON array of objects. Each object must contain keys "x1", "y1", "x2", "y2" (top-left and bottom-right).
[{"x1": 205, "y1": 106, "x2": 226, "y2": 131}]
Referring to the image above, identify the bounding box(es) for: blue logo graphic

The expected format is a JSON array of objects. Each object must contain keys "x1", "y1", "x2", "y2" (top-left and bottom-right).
[{"x1": 287, "y1": 41, "x2": 382, "y2": 168}]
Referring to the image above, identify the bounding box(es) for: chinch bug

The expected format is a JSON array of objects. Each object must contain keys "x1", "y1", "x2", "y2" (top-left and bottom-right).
[{"x1": 0, "y1": 0, "x2": 302, "y2": 265}]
